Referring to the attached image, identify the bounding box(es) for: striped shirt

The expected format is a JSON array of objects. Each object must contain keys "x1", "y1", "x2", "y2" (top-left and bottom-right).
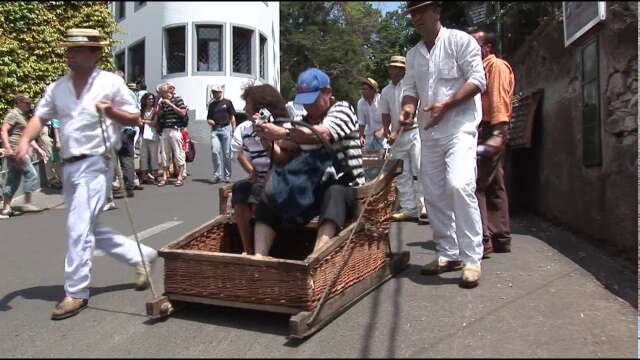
[
  {"x1": 320, "y1": 101, "x2": 365, "y2": 186},
  {"x1": 231, "y1": 121, "x2": 271, "y2": 184},
  {"x1": 157, "y1": 95, "x2": 187, "y2": 130}
]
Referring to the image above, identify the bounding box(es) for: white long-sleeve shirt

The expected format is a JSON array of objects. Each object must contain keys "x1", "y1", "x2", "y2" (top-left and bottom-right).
[
  {"x1": 402, "y1": 27, "x2": 486, "y2": 139},
  {"x1": 34, "y1": 68, "x2": 138, "y2": 159}
]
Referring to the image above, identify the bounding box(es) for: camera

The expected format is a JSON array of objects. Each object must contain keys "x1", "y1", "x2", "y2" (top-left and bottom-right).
[{"x1": 255, "y1": 108, "x2": 272, "y2": 126}]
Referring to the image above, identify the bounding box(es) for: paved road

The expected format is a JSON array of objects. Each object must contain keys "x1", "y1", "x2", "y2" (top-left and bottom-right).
[{"x1": 0, "y1": 143, "x2": 636, "y2": 357}]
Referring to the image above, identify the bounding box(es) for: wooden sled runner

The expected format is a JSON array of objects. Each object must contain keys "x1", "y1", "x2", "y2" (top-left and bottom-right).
[{"x1": 154, "y1": 157, "x2": 409, "y2": 339}]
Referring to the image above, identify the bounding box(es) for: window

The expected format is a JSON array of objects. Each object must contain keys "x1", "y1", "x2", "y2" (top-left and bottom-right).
[
  {"x1": 128, "y1": 40, "x2": 145, "y2": 85},
  {"x1": 195, "y1": 24, "x2": 223, "y2": 72},
  {"x1": 232, "y1": 26, "x2": 254, "y2": 75},
  {"x1": 581, "y1": 37, "x2": 601, "y2": 167},
  {"x1": 164, "y1": 25, "x2": 186, "y2": 75},
  {"x1": 114, "y1": 50, "x2": 125, "y2": 74},
  {"x1": 134, "y1": 1, "x2": 146, "y2": 11},
  {"x1": 114, "y1": 1, "x2": 126, "y2": 21},
  {"x1": 259, "y1": 34, "x2": 267, "y2": 80}
]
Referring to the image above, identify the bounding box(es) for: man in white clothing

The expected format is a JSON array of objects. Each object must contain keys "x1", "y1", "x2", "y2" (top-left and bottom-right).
[
  {"x1": 357, "y1": 77, "x2": 385, "y2": 151},
  {"x1": 15, "y1": 28, "x2": 158, "y2": 320},
  {"x1": 400, "y1": 1, "x2": 486, "y2": 288},
  {"x1": 379, "y1": 55, "x2": 428, "y2": 223}
]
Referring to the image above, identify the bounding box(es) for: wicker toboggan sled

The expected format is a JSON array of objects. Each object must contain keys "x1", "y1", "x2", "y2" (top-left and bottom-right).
[{"x1": 154, "y1": 156, "x2": 409, "y2": 339}]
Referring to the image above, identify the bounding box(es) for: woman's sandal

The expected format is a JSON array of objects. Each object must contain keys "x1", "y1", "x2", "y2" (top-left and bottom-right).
[
  {"x1": 157, "y1": 179, "x2": 167, "y2": 187},
  {"x1": 175, "y1": 179, "x2": 184, "y2": 187}
]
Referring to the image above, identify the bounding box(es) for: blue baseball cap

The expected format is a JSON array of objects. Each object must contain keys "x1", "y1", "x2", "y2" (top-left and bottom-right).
[{"x1": 294, "y1": 68, "x2": 331, "y2": 105}]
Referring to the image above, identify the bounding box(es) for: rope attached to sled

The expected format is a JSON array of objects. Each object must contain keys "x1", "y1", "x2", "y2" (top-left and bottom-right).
[
  {"x1": 98, "y1": 112, "x2": 160, "y2": 300},
  {"x1": 305, "y1": 126, "x2": 406, "y2": 326}
]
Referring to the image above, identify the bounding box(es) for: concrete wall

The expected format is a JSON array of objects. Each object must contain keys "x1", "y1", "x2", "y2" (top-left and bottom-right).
[
  {"x1": 112, "y1": 1, "x2": 280, "y2": 120},
  {"x1": 507, "y1": 2, "x2": 638, "y2": 252}
]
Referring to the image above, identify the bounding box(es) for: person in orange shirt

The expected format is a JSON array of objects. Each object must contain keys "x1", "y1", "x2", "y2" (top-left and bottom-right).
[{"x1": 472, "y1": 31, "x2": 515, "y2": 256}]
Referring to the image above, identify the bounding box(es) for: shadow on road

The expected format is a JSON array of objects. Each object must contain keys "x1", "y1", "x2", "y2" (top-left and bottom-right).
[
  {"x1": 511, "y1": 213, "x2": 638, "y2": 309},
  {"x1": 0, "y1": 283, "x2": 136, "y2": 311},
  {"x1": 161, "y1": 303, "x2": 291, "y2": 337},
  {"x1": 191, "y1": 178, "x2": 218, "y2": 185}
]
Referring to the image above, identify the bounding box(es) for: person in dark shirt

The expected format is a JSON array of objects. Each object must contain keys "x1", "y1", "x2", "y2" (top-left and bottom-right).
[
  {"x1": 207, "y1": 85, "x2": 236, "y2": 184},
  {"x1": 157, "y1": 83, "x2": 188, "y2": 186}
]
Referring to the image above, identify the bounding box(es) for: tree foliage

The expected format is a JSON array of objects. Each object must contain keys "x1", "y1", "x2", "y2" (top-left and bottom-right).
[
  {"x1": 280, "y1": 1, "x2": 471, "y2": 106},
  {"x1": 0, "y1": 1, "x2": 118, "y2": 115}
]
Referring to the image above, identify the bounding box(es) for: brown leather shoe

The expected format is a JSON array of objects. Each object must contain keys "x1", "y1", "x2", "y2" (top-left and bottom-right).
[
  {"x1": 51, "y1": 296, "x2": 88, "y2": 320},
  {"x1": 420, "y1": 257, "x2": 463, "y2": 275},
  {"x1": 493, "y1": 241, "x2": 511, "y2": 253},
  {"x1": 482, "y1": 239, "x2": 494, "y2": 258}
]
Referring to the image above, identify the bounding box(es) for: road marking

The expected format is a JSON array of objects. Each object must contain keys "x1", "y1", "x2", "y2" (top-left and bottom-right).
[{"x1": 94, "y1": 220, "x2": 183, "y2": 256}]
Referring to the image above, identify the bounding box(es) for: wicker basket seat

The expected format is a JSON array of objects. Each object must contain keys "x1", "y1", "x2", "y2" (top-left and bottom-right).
[{"x1": 159, "y1": 158, "x2": 404, "y2": 317}]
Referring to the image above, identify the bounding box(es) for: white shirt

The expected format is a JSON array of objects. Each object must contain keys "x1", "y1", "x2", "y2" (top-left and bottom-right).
[
  {"x1": 379, "y1": 79, "x2": 407, "y2": 132},
  {"x1": 35, "y1": 69, "x2": 139, "y2": 159},
  {"x1": 356, "y1": 93, "x2": 383, "y2": 138},
  {"x1": 403, "y1": 27, "x2": 486, "y2": 139},
  {"x1": 231, "y1": 121, "x2": 271, "y2": 184}
]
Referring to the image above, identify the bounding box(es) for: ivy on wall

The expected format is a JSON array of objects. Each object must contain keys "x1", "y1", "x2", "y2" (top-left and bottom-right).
[{"x1": 0, "y1": 1, "x2": 118, "y2": 115}]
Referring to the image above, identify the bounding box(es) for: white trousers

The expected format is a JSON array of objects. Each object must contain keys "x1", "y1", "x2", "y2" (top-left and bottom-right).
[
  {"x1": 390, "y1": 127, "x2": 424, "y2": 216},
  {"x1": 420, "y1": 130, "x2": 483, "y2": 265},
  {"x1": 62, "y1": 155, "x2": 157, "y2": 299}
]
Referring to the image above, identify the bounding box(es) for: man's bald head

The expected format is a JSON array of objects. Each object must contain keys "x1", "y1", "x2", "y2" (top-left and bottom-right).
[{"x1": 472, "y1": 31, "x2": 497, "y2": 59}]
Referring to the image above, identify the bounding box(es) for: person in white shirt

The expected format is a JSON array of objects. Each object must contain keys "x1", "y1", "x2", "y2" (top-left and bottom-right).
[
  {"x1": 357, "y1": 77, "x2": 385, "y2": 151},
  {"x1": 15, "y1": 28, "x2": 158, "y2": 320},
  {"x1": 230, "y1": 84, "x2": 289, "y2": 255},
  {"x1": 400, "y1": 1, "x2": 486, "y2": 288},
  {"x1": 379, "y1": 56, "x2": 428, "y2": 223}
]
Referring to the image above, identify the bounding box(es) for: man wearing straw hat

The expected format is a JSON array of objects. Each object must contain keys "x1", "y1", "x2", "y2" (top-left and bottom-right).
[
  {"x1": 15, "y1": 28, "x2": 158, "y2": 320},
  {"x1": 379, "y1": 55, "x2": 428, "y2": 223},
  {"x1": 357, "y1": 77, "x2": 385, "y2": 152},
  {"x1": 400, "y1": 1, "x2": 486, "y2": 288}
]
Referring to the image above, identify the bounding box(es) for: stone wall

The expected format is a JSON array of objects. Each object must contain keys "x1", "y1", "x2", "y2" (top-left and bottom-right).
[{"x1": 507, "y1": 2, "x2": 638, "y2": 253}]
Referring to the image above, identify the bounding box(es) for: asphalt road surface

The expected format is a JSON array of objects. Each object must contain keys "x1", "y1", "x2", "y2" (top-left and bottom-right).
[{"x1": 0, "y1": 142, "x2": 636, "y2": 357}]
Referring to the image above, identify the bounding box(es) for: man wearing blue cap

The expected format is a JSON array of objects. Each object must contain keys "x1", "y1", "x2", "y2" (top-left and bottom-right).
[{"x1": 253, "y1": 68, "x2": 365, "y2": 256}]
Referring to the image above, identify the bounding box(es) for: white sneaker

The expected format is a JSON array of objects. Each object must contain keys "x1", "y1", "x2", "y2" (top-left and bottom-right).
[
  {"x1": 102, "y1": 202, "x2": 118, "y2": 212},
  {"x1": 134, "y1": 253, "x2": 158, "y2": 290}
]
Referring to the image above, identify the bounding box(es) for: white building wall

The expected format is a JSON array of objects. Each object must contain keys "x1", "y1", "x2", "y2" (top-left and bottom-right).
[{"x1": 112, "y1": 1, "x2": 280, "y2": 120}]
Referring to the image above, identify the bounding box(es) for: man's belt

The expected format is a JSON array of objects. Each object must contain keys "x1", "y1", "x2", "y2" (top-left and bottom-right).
[{"x1": 62, "y1": 154, "x2": 92, "y2": 164}]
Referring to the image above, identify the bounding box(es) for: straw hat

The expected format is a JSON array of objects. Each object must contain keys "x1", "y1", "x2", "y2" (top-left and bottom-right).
[
  {"x1": 62, "y1": 28, "x2": 108, "y2": 48},
  {"x1": 405, "y1": 1, "x2": 442, "y2": 14},
  {"x1": 360, "y1": 77, "x2": 379, "y2": 91},
  {"x1": 387, "y1": 56, "x2": 406, "y2": 68}
]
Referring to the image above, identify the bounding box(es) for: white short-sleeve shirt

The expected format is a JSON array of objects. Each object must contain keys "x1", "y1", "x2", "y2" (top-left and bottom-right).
[
  {"x1": 34, "y1": 68, "x2": 139, "y2": 159},
  {"x1": 379, "y1": 79, "x2": 407, "y2": 132},
  {"x1": 356, "y1": 93, "x2": 383, "y2": 138},
  {"x1": 231, "y1": 120, "x2": 271, "y2": 184}
]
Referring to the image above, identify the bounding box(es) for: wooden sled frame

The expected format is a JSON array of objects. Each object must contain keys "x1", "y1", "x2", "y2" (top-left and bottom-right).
[{"x1": 156, "y1": 158, "x2": 409, "y2": 339}]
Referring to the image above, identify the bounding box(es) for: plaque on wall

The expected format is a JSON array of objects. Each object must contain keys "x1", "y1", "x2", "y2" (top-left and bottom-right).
[
  {"x1": 509, "y1": 91, "x2": 543, "y2": 149},
  {"x1": 562, "y1": 2, "x2": 606, "y2": 47}
]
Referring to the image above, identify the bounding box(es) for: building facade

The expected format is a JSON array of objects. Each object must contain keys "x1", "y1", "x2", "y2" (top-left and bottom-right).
[
  {"x1": 506, "y1": 2, "x2": 637, "y2": 254},
  {"x1": 111, "y1": 1, "x2": 280, "y2": 120}
]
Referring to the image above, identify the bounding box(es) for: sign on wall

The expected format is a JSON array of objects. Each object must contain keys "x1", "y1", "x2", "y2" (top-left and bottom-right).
[{"x1": 562, "y1": 2, "x2": 606, "y2": 47}]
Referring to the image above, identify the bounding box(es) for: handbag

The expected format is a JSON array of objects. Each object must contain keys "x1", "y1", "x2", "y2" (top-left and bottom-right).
[
  {"x1": 265, "y1": 148, "x2": 338, "y2": 225},
  {"x1": 181, "y1": 128, "x2": 196, "y2": 163}
]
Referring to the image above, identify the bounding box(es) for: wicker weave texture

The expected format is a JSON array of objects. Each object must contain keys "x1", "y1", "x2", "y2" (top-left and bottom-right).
[
  {"x1": 164, "y1": 259, "x2": 311, "y2": 308},
  {"x1": 163, "y1": 179, "x2": 397, "y2": 310}
]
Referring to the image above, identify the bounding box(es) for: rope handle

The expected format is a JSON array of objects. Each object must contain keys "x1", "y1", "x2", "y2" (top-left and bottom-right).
[
  {"x1": 305, "y1": 125, "x2": 406, "y2": 326},
  {"x1": 98, "y1": 111, "x2": 159, "y2": 299}
]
